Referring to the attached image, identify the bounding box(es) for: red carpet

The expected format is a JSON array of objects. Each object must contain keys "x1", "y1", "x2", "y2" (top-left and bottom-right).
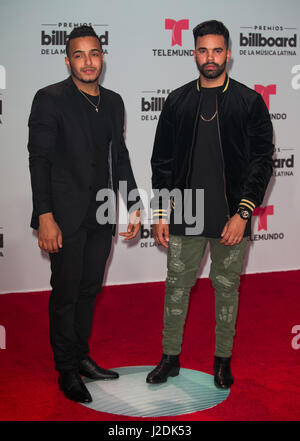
[{"x1": 0, "y1": 270, "x2": 300, "y2": 421}]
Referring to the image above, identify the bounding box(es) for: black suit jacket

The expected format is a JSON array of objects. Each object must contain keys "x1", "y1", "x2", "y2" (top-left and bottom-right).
[{"x1": 28, "y1": 77, "x2": 139, "y2": 236}]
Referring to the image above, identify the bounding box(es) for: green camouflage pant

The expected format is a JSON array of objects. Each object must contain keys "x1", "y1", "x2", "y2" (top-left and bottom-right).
[{"x1": 163, "y1": 235, "x2": 248, "y2": 358}]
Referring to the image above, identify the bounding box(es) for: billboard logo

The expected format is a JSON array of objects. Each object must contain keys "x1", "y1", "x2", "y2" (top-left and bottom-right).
[
  {"x1": 41, "y1": 30, "x2": 108, "y2": 47},
  {"x1": 239, "y1": 25, "x2": 298, "y2": 56},
  {"x1": 140, "y1": 225, "x2": 161, "y2": 249},
  {"x1": 141, "y1": 97, "x2": 166, "y2": 112},
  {"x1": 254, "y1": 84, "x2": 276, "y2": 110},
  {"x1": 240, "y1": 33, "x2": 297, "y2": 48},
  {"x1": 252, "y1": 205, "x2": 274, "y2": 231},
  {"x1": 140, "y1": 88, "x2": 171, "y2": 122},
  {"x1": 273, "y1": 153, "x2": 294, "y2": 177},
  {"x1": 165, "y1": 19, "x2": 189, "y2": 46},
  {"x1": 0, "y1": 65, "x2": 5, "y2": 90},
  {"x1": 40, "y1": 22, "x2": 109, "y2": 55},
  {"x1": 291, "y1": 65, "x2": 300, "y2": 90}
]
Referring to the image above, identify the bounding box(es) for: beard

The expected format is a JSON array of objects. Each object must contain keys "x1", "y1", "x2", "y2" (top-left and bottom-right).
[
  {"x1": 196, "y1": 60, "x2": 227, "y2": 80},
  {"x1": 70, "y1": 64, "x2": 102, "y2": 84}
]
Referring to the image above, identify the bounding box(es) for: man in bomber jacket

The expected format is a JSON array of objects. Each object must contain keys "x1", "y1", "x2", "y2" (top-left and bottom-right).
[{"x1": 147, "y1": 20, "x2": 274, "y2": 389}]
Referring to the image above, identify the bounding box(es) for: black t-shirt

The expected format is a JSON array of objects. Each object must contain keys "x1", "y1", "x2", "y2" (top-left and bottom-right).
[
  {"x1": 188, "y1": 86, "x2": 229, "y2": 237},
  {"x1": 77, "y1": 88, "x2": 112, "y2": 229}
]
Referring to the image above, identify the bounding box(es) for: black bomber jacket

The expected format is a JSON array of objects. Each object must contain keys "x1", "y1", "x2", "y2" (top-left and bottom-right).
[{"x1": 151, "y1": 74, "x2": 274, "y2": 225}]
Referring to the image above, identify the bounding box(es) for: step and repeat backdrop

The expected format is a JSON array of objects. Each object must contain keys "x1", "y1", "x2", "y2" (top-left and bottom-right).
[{"x1": 0, "y1": 0, "x2": 299, "y2": 293}]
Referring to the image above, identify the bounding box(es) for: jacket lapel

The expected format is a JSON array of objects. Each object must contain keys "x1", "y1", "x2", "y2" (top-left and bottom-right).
[{"x1": 63, "y1": 77, "x2": 94, "y2": 155}]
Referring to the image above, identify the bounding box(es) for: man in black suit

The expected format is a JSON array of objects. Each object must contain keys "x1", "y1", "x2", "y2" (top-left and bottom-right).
[{"x1": 28, "y1": 26, "x2": 141, "y2": 403}]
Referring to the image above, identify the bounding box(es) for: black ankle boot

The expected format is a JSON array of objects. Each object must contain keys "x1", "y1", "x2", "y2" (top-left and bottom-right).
[
  {"x1": 213, "y1": 356, "x2": 233, "y2": 389},
  {"x1": 58, "y1": 370, "x2": 92, "y2": 403},
  {"x1": 146, "y1": 354, "x2": 180, "y2": 384},
  {"x1": 79, "y1": 356, "x2": 119, "y2": 380}
]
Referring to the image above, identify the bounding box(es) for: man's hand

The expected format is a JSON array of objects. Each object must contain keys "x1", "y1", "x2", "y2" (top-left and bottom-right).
[
  {"x1": 38, "y1": 213, "x2": 63, "y2": 253},
  {"x1": 119, "y1": 210, "x2": 141, "y2": 241},
  {"x1": 220, "y1": 213, "x2": 247, "y2": 246},
  {"x1": 152, "y1": 219, "x2": 169, "y2": 248}
]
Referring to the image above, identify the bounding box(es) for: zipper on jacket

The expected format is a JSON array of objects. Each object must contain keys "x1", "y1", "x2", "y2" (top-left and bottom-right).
[
  {"x1": 108, "y1": 140, "x2": 113, "y2": 190},
  {"x1": 216, "y1": 95, "x2": 230, "y2": 219},
  {"x1": 185, "y1": 94, "x2": 202, "y2": 188}
]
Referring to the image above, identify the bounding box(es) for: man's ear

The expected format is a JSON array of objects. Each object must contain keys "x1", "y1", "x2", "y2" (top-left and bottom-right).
[
  {"x1": 65, "y1": 57, "x2": 70, "y2": 71},
  {"x1": 226, "y1": 49, "x2": 232, "y2": 63}
]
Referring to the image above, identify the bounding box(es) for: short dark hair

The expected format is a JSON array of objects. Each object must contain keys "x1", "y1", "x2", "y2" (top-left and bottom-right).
[
  {"x1": 66, "y1": 25, "x2": 101, "y2": 57},
  {"x1": 193, "y1": 20, "x2": 229, "y2": 48}
]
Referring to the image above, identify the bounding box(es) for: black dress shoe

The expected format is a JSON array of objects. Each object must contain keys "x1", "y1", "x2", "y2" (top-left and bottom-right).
[
  {"x1": 213, "y1": 356, "x2": 233, "y2": 389},
  {"x1": 58, "y1": 370, "x2": 92, "y2": 403},
  {"x1": 146, "y1": 354, "x2": 180, "y2": 384},
  {"x1": 79, "y1": 356, "x2": 119, "y2": 380}
]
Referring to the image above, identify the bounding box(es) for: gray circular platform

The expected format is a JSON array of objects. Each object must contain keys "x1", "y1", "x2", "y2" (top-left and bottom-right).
[{"x1": 81, "y1": 366, "x2": 230, "y2": 417}]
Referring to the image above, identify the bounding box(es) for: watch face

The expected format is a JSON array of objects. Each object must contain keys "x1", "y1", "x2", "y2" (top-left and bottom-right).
[
  {"x1": 238, "y1": 207, "x2": 250, "y2": 219},
  {"x1": 240, "y1": 209, "x2": 250, "y2": 219}
]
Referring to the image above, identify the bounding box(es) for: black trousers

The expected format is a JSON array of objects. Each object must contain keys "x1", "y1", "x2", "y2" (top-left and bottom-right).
[{"x1": 49, "y1": 226, "x2": 112, "y2": 372}]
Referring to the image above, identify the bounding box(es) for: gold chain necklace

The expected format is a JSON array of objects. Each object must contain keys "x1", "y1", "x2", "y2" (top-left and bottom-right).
[
  {"x1": 197, "y1": 78, "x2": 217, "y2": 122},
  {"x1": 78, "y1": 88, "x2": 101, "y2": 112},
  {"x1": 200, "y1": 111, "x2": 217, "y2": 122}
]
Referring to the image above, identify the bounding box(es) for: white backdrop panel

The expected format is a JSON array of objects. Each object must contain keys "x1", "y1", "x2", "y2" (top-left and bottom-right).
[{"x1": 0, "y1": 0, "x2": 299, "y2": 293}]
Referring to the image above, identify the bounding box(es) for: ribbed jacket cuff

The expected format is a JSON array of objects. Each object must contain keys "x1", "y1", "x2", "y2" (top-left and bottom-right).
[{"x1": 238, "y1": 198, "x2": 256, "y2": 214}]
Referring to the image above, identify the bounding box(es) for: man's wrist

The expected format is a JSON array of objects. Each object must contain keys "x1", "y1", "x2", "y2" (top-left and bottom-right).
[
  {"x1": 152, "y1": 218, "x2": 169, "y2": 225},
  {"x1": 39, "y1": 212, "x2": 55, "y2": 224},
  {"x1": 236, "y1": 206, "x2": 251, "y2": 220},
  {"x1": 237, "y1": 199, "x2": 256, "y2": 220}
]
